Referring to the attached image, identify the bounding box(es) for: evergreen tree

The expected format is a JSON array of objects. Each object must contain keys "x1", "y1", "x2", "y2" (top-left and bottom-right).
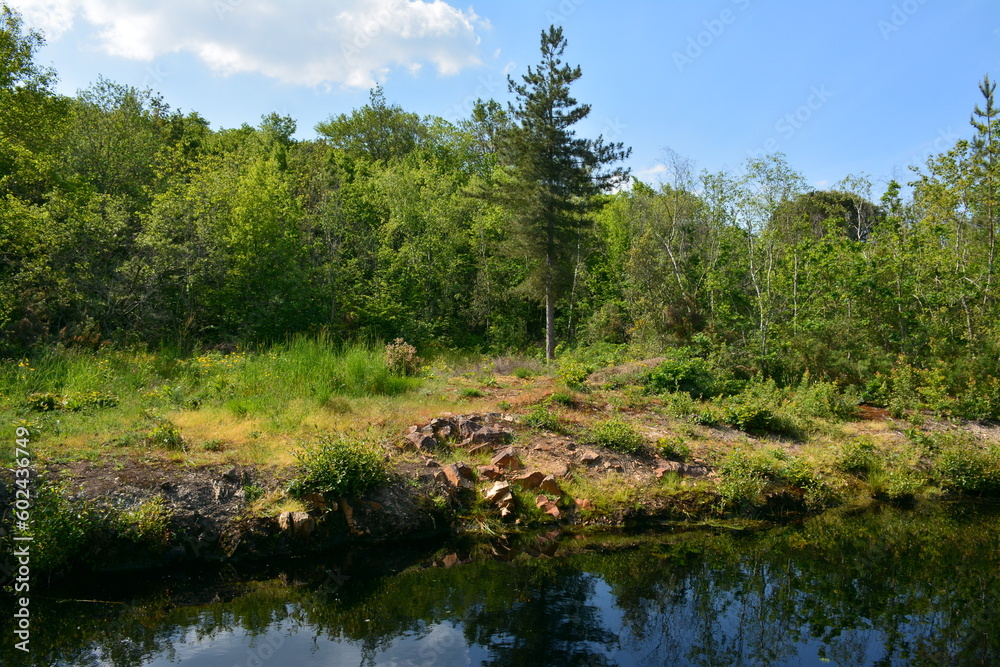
[{"x1": 498, "y1": 25, "x2": 630, "y2": 359}]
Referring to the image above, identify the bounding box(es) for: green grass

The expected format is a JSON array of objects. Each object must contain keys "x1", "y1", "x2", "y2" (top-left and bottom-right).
[{"x1": 0, "y1": 335, "x2": 423, "y2": 462}]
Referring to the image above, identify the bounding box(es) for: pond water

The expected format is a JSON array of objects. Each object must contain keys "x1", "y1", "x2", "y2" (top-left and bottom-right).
[{"x1": 5, "y1": 502, "x2": 1000, "y2": 666}]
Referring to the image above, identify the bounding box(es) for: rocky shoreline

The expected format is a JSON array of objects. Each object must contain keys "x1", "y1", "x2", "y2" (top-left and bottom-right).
[{"x1": 0, "y1": 411, "x2": 732, "y2": 579}]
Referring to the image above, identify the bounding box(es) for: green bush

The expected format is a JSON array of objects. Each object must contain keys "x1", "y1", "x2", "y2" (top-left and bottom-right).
[
  {"x1": 557, "y1": 360, "x2": 590, "y2": 390},
  {"x1": 546, "y1": 392, "x2": 576, "y2": 408},
  {"x1": 585, "y1": 417, "x2": 646, "y2": 455},
  {"x1": 787, "y1": 373, "x2": 857, "y2": 421},
  {"x1": 523, "y1": 405, "x2": 562, "y2": 432},
  {"x1": 657, "y1": 436, "x2": 691, "y2": 462},
  {"x1": 147, "y1": 420, "x2": 184, "y2": 450},
  {"x1": 117, "y1": 496, "x2": 173, "y2": 546},
  {"x1": 512, "y1": 366, "x2": 536, "y2": 379},
  {"x1": 718, "y1": 448, "x2": 830, "y2": 511},
  {"x1": 935, "y1": 444, "x2": 1000, "y2": 495},
  {"x1": 643, "y1": 350, "x2": 717, "y2": 398},
  {"x1": 288, "y1": 435, "x2": 388, "y2": 499},
  {"x1": 30, "y1": 482, "x2": 105, "y2": 572},
  {"x1": 459, "y1": 387, "x2": 485, "y2": 398},
  {"x1": 721, "y1": 380, "x2": 796, "y2": 436},
  {"x1": 836, "y1": 438, "x2": 881, "y2": 479}
]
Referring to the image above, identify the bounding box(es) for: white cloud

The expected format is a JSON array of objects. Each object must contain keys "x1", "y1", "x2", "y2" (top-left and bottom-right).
[{"x1": 7, "y1": 0, "x2": 486, "y2": 88}]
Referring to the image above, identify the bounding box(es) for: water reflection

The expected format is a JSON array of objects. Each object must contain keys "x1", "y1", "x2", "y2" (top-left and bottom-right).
[{"x1": 4, "y1": 502, "x2": 999, "y2": 666}]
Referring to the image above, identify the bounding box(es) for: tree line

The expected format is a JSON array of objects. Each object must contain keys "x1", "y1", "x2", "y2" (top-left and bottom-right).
[{"x1": 2, "y1": 6, "x2": 999, "y2": 397}]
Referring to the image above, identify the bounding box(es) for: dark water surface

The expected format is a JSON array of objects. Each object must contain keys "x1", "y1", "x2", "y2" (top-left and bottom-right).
[{"x1": 5, "y1": 502, "x2": 1000, "y2": 666}]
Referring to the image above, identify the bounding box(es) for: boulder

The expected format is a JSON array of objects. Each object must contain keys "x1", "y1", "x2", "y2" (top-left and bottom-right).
[
  {"x1": 477, "y1": 465, "x2": 504, "y2": 480},
  {"x1": 484, "y1": 481, "x2": 516, "y2": 520},
  {"x1": 443, "y1": 462, "x2": 476, "y2": 491},
  {"x1": 538, "y1": 475, "x2": 563, "y2": 496},
  {"x1": 512, "y1": 471, "x2": 546, "y2": 490},
  {"x1": 278, "y1": 511, "x2": 315, "y2": 538},
  {"x1": 491, "y1": 447, "x2": 524, "y2": 471},
  {"x1": 460, "y1": 426, "x2": 514, "y2": 448},
  {"x1": 535, "y1": 494, "x2": 561, "y2": 520},
  {"x1": 405, "y1": 431, "x2": 437, "y2": 452}
]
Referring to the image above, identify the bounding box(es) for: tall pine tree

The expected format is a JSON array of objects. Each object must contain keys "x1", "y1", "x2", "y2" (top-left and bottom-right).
[{"x1": 498, "y1": 25, "x2": 630, "y2": 359}]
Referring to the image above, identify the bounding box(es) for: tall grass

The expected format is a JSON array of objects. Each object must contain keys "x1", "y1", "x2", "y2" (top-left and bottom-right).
[{"x1": 1, "y1": 334, "x2": 421, "y2": 428}]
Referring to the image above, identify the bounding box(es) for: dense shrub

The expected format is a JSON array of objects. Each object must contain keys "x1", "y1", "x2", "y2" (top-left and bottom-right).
[
  {"x1": 584, "y1": 417, "x2": 646, "y2": 454},
  {"x1": 288, "y1": 435, "x2": 388, "y2": 499},
  {"x1": 523, "y1": 405, "x2": 562, "y2": 432}
]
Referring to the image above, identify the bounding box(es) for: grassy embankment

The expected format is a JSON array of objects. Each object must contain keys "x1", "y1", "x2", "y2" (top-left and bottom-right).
[{"x1": 3, "y1": 337, "x2": 1000, "y2": 526}]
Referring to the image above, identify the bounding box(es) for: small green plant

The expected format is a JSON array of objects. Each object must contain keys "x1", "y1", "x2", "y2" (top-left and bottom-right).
[
  {"x1": 288, "y1": 435, "x2": 388, "y2": 499},
  {"x1": 243, "y1": 484, "x2": 265, "y2": 504},
  {"x1": 585, "y1": 417, "x2": 646, "y2": 455},
  {"x1": 557, "y1": 360, "x2": 590, "y2": 390},
  {"x1": 202, "y1": 438, "x2": 225, "y2": 452},
  {"x1": 546, "y1": 392, "x2": 576, "y2": 408},
  {"x1": 27, "y1": 392, "x2": 64, "y2": 412},
  {"x1": 512, "y1": 366, "x2": 536, "y2": 379},
  {"x1": 836, "y1": 438, "x2": 881, "y2": 479},
  {"x1": 117, "y1": 496, "x2": 173, "y2": 547},
  {"x1": 657, "y1": 436, "x2": 691, "y2": 462},
  {"x1": 459, "y1": 387, "x2": 485, "y2": 399},
  {"x1": 66, "y1": 391, "x2": 120, "y2": 410},
  {"x1": 147, "y1": 420, "x2": 184, "y2": 450},
  {"x1": 523, "y1": 405, "x2": 562, "y2": 432}
]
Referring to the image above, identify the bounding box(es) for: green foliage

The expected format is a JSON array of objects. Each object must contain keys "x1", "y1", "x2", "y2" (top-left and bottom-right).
[
  {"x1": 720, "y1": 379, "x2": 797, "y2": 436},
  {"x1": 522, "y1": 405, "x2": 562, "y2": 432},
  {"x1": 512, "y1": 366, "x2": 536, "y2": 379},
  {"x1": 657, "y1": 436, "x2": 691, "y2": 462},
  {"x1": 459, "y1": 387, "x2": 485, "y2": 399},
  {"x1": 935, "y1": 442, "x2": 1000, "y2": 496},
  {"x1": 643, "y1": 349, "x2": 718, "y2": 398},
  {"x1": 556, "y1": 360, "x2": 590, "y2": 391},
  {"x1": 288, "y1": 435, "x2": 388, "y2": 499},
  {"x1": 584, "y1": 417, "x2": 646, "y2": 455},
  {"x1": 546, "y1": 392, "x2": 576, "y2": 408},
  {"x1": 836, "y1": 438, "x2": 881, "y2": 479},
  {"x1": 718, "y1": 448, "x2": 831, "y2": 511},
  {"x1": 786, "y1": 373, "x2": 857, "y2": 421},
  {"x1": 116, "y1": 496, "x2": 172, "y2": 546},
  {"x1": 147, "y1": 419, "x2": 183, "y2": 450}
]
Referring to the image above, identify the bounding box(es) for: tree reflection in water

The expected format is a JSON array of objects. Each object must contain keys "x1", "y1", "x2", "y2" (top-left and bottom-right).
[{"x1": 3, "y1": 502, "x2": 998, "y2": 666}]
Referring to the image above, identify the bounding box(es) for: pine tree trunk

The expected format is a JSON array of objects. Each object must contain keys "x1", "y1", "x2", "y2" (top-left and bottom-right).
[{"x1": 545, "y1": 258, "x2": 556, "y2": 360}]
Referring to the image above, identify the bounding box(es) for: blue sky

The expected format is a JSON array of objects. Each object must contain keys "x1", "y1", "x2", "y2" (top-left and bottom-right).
[{"x1": 9, "y1": 0, "x2": 1000, "y2": 194}]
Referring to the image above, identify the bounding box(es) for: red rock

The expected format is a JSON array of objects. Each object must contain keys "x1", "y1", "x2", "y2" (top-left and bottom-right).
[
  {"x1": 405, "y1": 431, "x2": 437, "y2": 451},
  {"x1": 580, "y1": 450, "x2": 601, "y2": 464},
  {"x1": 443, "y1": 462, "x2": 476, "y2": 491},
  {"x1": 534, "y1": 494, "x2": 561, "y2": 520},
  {"x1": 574, "y1": 498, "x2": 593, "y2": 511},
  {"x1": 512, "y1": 471, "x2": 546, "y2": 490},
  {"x1": 478, "y1": 465, "x2": 503, "y2": 480},
  {"x1": 538, "y1": 475, "x2": 563, "y2": 496},
  {"x1": 491, "y1": 447, "x2": 524, "y2": 470},
  {"x1": 442, "y1": 553, "x2": 459, "y2": 568}
]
